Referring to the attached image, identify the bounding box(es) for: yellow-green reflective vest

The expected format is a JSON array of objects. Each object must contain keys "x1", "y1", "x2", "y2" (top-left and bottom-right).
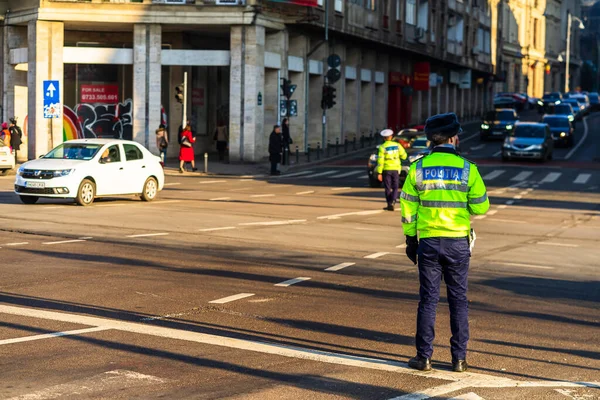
[{"x1": 376, "y1": 140, "x2": 408, "y2": 174}]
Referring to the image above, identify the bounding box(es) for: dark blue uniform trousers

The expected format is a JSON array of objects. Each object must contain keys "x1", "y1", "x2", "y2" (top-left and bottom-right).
[
  {"x1": 382, "y1": 170, "x2": 400, "y2": 207},
  {"x1": 416, "y1": 237, "x2": 470, "y2": 361}
]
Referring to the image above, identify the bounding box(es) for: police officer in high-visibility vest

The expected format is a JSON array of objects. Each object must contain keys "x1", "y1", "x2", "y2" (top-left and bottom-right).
[
  {"x1": 377, "y1": 129, "x2": 408, "y2": 211},
  {"x1": 400, "y1": 113, "x2": 489, "y2": 373}
]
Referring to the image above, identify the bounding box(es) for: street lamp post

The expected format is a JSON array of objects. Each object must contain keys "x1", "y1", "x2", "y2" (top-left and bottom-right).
[{"x1": 565, "y1": 11, "x2": 585, "y2": 93}]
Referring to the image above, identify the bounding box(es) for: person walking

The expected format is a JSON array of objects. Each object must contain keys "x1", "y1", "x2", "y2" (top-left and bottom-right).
[
  {"x1": 1, "y1": 123, "x2": 11, "y2": 151},
  {"x1": 268, "y1": 125, "x2": 283, "y2": 175},
  {"x1": 214, "y1": 121, "x2": 229, "y2": 162},
  {"x1": 377, "y1": 129, "x2": 408, "y2": 211},
  {"x1": 9, "y1": 118, "x2": 22, "y2": 162},
  {"x1": 281, "y1": 118, "x2": 293, "y2": 165},
  {"x1": 179, "y1": 124, "x2": 197, "y2": 173},
  {"x1": 155, "y1": 124, "x2": 168, "y2": 163},
  {"x1": 400, "y1": 113, "x2": 489, "y2": 373}
]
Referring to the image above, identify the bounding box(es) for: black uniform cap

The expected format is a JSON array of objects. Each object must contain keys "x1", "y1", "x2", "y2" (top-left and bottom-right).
[{"x1": 424, "y1": 113, "x2": 463, "y2": 140}]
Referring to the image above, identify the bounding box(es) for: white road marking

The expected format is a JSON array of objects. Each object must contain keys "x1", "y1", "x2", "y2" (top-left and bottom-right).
[
  {"x1": 1, "y1": 305, "x2": 598, "y2": 396},
  {"x1": 483, "y1": 170, "x2": 505, "y2": 181},
  {"x1": 275, "y1": 277, "x2": 311, "y2": 287},
  {"x1": 537, "y1": 242, "x2": 579, "y2": 248},
  {"x1": 250, "y1": 194, "x2": 276, "y2": 198},
  {"x1": 470, "y1": 144, "x2": 485, "y2": 151},
  {"x1": 0, "y1": 326, "x2": 109, "y2": 346},
  {"x1": 239, "y1": 220, "x2": 306, "y2": 226},
  {"x1": 493, "y1": 150, "x2": 501, "y2": 157},
  {"x1": 151, "y1": 200, "x2": 182, "y2": 205},
  {"x1": 390, "y1": 381, "x2": 471, "y2": 400},
  {"x1": 278, "y1": 170, "x2": 314, "y2": 178},
  {"x1": 126, "y1": 233, "x2": 169, "y2": 238},
  {"x1": 497, "y1": 205, "x2": 508, "y2": 209},
  {"x1": 450, "y1": 393, "x2": 486, "y2": 400},
  {"x1": 540, "y1": 172, "x2": 561, "y2": 183},
  {"x1": 6, "y1": 242, "x2": 29, "y2": 246},
  {"x1": 513, "y1": 195, "x2": 522, "y2": 199},
  {"x1": 496, "y1": 262, "x2": 555, "y2": 270},
  {"x1": 42, "y1": 239, "x2": 87, "y2": 245},
  {"x1": 364, "y1": 252, "x2": 390, "y2": 259},
  {"x1": 459, "y1": 132, "x2": 480, "y2": 143},
  {"x1": 199, "y1": 227, "x2": 236, "y2": 232},
  {"x1": 358, "y1": 174, "x2": 369, "y2": 179},
  {"x1": 43, "y1": 206, "x2": 66, "y2": 210},
  {"x1": 209, "y1": 293, "x2": 255, "y2": 304},
  {"x1": 506, "y1": 200, "x2": 515, "y2": 205},
  {"x1": 6, "y1": 370, "x2": 165, "y2": 400},
  {"x1": 487, "y1": 210, "x2": 498, "y2": 216},
  {"x1": 510, "y1": 171, "x2": 533, "y2": 181},
  {"x1": 487, "y1": 218, "x2": 527, "y2": 224},
  {"x1": 325, "y1": 262, "x2": 355, "y2": 272},
  {"x1": 396, "y1": 244, "x2": 407, "y2": 249},
  {"x1": 331, "y1": 170, "x2": 363, "y2": 178},
  {"x1": 574, "y1": 173, "x2": 591, "y2": 184},
  {"x1": 565, "y1": 115, "x2": 589, "y2": 159},
  {"x1": 163, "y1": 182, "x2": 181, "y2": 186},
  {"x1": 210, "y1": 197, "x2": 231, "y2": 201},
  {"x1": 296, "y1": 190, "x2": 315, "y2": 195},
  {"x1": 79, "y1": 237, "x2": 93, "y2": 240},
  {"x1": 198, "y1": 180, "x2": 227, "y2": 184},
  {"x1": 474, "y1": 215, "x2": 486, "y2": 220},
  {"x1": 302, "y1": 170, "x2": 338, "y2": 178},
  {"x1": 241, "y1": 174, "x2": 264, "y2": 178},
  {"x1": 317, "y1": 210, "x2": 383, "y2": 220},
  {"x1": 331, "y1": 187, "x2": 352, "y2": 191}
]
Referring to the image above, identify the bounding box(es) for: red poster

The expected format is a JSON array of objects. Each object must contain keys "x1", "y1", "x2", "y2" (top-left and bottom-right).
[
  {"x1": 413, "y1": 62, "x2": 430, "y2": 91},
  {"x1": 80, "y1": 84, "x2": 119, "y2": 104},
  {"x1": 192, "y1": 88, "x2": 205, "y2": 107}
]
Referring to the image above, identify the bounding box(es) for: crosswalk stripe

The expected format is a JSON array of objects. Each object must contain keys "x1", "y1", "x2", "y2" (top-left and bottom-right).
[
  {"x1": 331, "y1": 170, "x2": 363, "y2": 178},
  {"x1": 541, "y1": 172, "x2": 561, "y2": 183},
  {"x1": 302, "y1": 170, "x2": 338, "y2": 178},
  {"x1": 279, "y1": 170, "x2": 314, "y2": 178},
  {"x1": 574, "y1": 173, "x2": 591, "y2": 184},
  {"x1": 510, "y1": 171, "x2": 533, "y2": 181},
  {"x1": 483, "y1": 170, "x2": 505, "y2": 181}
]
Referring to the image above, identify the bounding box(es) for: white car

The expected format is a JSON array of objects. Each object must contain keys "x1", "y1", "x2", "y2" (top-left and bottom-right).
[
  {"x1": 15, "y1": 139, "x2": 164, "y2": 206},
  {"x1": 0, "y1": 145, "x2": 15, "y2": 175}
]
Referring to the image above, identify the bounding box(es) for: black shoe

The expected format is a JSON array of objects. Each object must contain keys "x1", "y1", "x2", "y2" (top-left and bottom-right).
[
  {"x1": 408, "y1": 355, "x2": 432, "y2": 371},
  {"x1": 452, "y1": 360, "x2": 468, "y2": 372},
  {"x1": 192, "y1": 168, "x2": 198, "y2": 172}
]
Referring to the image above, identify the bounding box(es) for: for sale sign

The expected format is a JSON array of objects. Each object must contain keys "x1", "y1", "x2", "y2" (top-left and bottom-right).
[{"x1": 80, "y1": 84, "x2": 119, "y2": 104}]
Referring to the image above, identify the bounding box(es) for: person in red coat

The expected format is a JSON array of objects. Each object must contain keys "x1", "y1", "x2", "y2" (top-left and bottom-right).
[{"x1": 179, "y1": 124, "x2": 197, "y2": 173}]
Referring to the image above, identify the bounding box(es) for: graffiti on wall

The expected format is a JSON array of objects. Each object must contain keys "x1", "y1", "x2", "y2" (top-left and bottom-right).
[{"x1": 63, "y1": 99, "x2": 133, "y2": 142}]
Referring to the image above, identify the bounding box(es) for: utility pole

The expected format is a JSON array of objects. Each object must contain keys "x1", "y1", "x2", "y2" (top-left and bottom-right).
[
  {"x1": 182, "y1": 71, "x2": 188, "y2": 128},
  {"x1": 322, "y1": 0, "x2": 329, "y2": 148},
  {"x1": 565, "y1": 11, "x2": 571, "y2": 93}
]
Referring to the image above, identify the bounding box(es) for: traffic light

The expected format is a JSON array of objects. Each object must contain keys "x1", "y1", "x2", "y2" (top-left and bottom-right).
[
  {"x1": 321, "y1": 85, "x2": 337, "y2": 110},
  {"x1": 175, "y1": 84, "x2": 184, "y2": 104},
  {"x1": 281, "y1": 79, "x2": 297, "y2": 99}
]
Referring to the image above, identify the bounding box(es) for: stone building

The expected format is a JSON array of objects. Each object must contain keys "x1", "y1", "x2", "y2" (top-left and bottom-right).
[{"x1": 1, "y1": 0, "x2": 494, "y2": 163}]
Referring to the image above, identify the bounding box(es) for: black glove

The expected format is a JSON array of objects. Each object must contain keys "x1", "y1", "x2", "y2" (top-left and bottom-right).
[{"x1": 406, "y1": 235, "x2": 419, "y2": 265}]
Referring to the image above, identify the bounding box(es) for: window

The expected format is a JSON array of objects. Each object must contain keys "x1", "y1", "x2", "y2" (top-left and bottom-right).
[
  {"x1": 396, "y1": 0, "x2": 401, "y2": 20},
  {"x1": 406, "y1": 0, "x2": 416, "y2": 25},
  {"x1": 335, "y1": 0, "x2": 343, "y2": 12},
  {"x1": 417, "y1": 0, "x2": 428, "y2": 29},
  {"x1": 484, "y1": 30, "x2": 491, "y2": 54},
  {"x1": 124, "y1": 144, "x2": 144, "y2": 161},
  {"x1": 318, "y1": 0, "x2": 323, "y2": 6},
  {"x1": 476, "y1": 28, "x2": 484, "y2": 52},
  {"x1": 101, "y1": 145, "x2": 121, "y2": 163},
  {"x1": 365, "y1": 0, "x2": 375, "y2": 10},
  {"x1": 533, "y1": 18, "x2": 540, "y2": 49}
]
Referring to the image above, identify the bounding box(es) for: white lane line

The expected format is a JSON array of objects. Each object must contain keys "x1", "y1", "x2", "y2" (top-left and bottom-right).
[
  {"x1": 239, "y1": 220, "x2": 306, "y2": 226},
  {"x1": 126, "y1": 233, "x2": 169, "y2": 238},
  {"x1": 151, "y1": 200, "x2": 182, "y2": 205},
  {"x1": 241, "y1": 174, "x2": 264, "y2": 178},
  {"x1": 317, "y1": 210, "x2": 384, "y2": 220},
  {"x1": 497, "y1": 205, "x2": 508, "y2": 209},
  {"x1": 331, "y1": 187, "x2": 352, "y2": 191},
  {"x1": 474, "y1": 215, "x2": 487, "y2": 220},
  {"x1": 574, "y1": 173, "x2": 591, "y2": 184},
  {"x1": 487, "y1": 218, "x2": 527, "y2": 224},
  {"x1": 210, "y1": 197, "x2": 231, "y2": 201},
  {"x1": 506, "y1": 200, "x2": 515, "y2": 205},
  {"x1": 198, "y1": 180, "x2": 227, "y2": 184},
  {"x1": 513, "y1": 195, "x2": 522, "y2": 199},
  {"x1": 493, "y1": 150, "x2": 501, "y2": 157},
  {"x1": 163, "y1": 182, "x2": 181, "y2": 186},
  {"x1": 470, "y1": 144, "x2": 485, "y2": 151},
  {"x1": 331, "y1": 170, "x2": 363, "y2": 178},
  {"x1": 278, "y1": 170, "x2": 314, "y2": 178},
  {"x1": 250, "y1": 194, "x2": 276, "y2": 198},
  {"x1": 275, "y1": 277, "x2": 311, "y2": 287},
  {"x1": 396, "y1": 244, "x2": 407, "y2": 249},
  {"x1": 302, "y1": 170, "x2": 338, "y2": 178},
  {"x1": 390, "y1": 381, "x2": 470, "y2": 400},
  {"x1": 296, "y1": 190, "x2": 315, "y2": 195},
  {"x1": 459, "y1": 132, "x2": 480, "y2": 143},
  {"x1": 1, "y1": 305, "x2": 599, "y2": 393},
  {"x1": 364, "y1": 252, "x2": 390, "y2": 259},
  {"x1": 0, "y1": 326, "x2": 109, "y2": 346},
  {"x1": 358, "y1": 174, "x2": 369, "y2": 179},
  {"x1": 483, "y1": 170, "x2": 505, "y2": 181},
  {"x1": 209, "y1": 293, "x2": 255, "y2": 304},
  {"x1": 6, "y1": 242, "x2": 29, "y2": 246},
  {"x1": 496, "y1": 262, "x2": 555, "y2": 270},
  {"x1": 487, "y1": 210, "x2": 498, "y2": 216},
  {"x1": 325, "y1": 262, "x2": 355, "y2": 272},
  {"x1": 536, "y1": 242, "x2": 579, "y2": 248},
  {"x1": 43, "y1": 206, "x2": 66, "y2": 210},
  {"x1": 199, "y1": 227, "x2": 236, "y2": 232},
  {"x1": 79, "y1": 236, "x2": 93, "y2": 240},
  {"x1": 565, "y1": 115, "x2": 589, "y2": 160},
  {"x1": 540, "y1": 172, "x2": 561, "y2": 183},
  {"x1": 450, "y1": 393, "x2": 486, "y2": 400},
  {"x1": 42, "y1": 239, "x2": 87, "y2": 245},
  {"x1": 510, "y1": 171, "x2": 533, "y2": 181}
]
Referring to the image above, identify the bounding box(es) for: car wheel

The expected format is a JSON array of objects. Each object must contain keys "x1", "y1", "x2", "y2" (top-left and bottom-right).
[
  {"x1": 141, "y1": 177, "x2": 158, "y2": 201},
  {"x1": 547, "y1": 151, "x2": 553, "y2": 161},
  {"x1": 76, "y1": 179, "x2": 96, "y2": 206},
  {"x1": 19, "y1": 195, "x2": 39, "y2": 204},
  {"x1": 501, "y1": 154, "x2": 509, "y2": 162},
  {"x1": 0, "y1": 169, "x2": 8, "y2": 176}
]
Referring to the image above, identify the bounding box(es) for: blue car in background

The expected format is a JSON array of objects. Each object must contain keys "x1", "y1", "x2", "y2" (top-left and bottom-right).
[
  {"x1": 542, "y1": 114, "x2": 574, "y2": 147},
  {"x1": 480, "y1": 109, "x2": 519, "y2": 140}
]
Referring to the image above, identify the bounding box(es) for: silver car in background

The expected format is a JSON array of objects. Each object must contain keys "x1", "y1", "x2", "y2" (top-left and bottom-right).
[{"x1": 502, "y1": 123, "x2": 554, "y2": 162}]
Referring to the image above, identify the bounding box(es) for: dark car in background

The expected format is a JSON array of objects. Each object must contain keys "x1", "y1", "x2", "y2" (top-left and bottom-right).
[
  {"x1": 562, "y1": 99, "x2": 582, "y2": 119},
  {"x1": 502, "y1": 123, "x2": 554, "y2": 162},
  {"x1": 538, "y1": 92, "x2": 562, "y2": 113},
  {"x1": 480, "y1": 109, "x2": 518, "y2": 140},
  {"x1": 542, "y1": 115, "x2": 574, "y2": 147},
  {"x1": 588, "y1": 92, "x2": 600, "y2": 111},
  {"x1": 546, "y1": 103, "x2": 575, "y2": 122}
]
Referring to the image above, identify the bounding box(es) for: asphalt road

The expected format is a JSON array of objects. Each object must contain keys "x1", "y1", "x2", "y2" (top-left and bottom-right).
[{"x1": 0, "y1": 111, "x2": 599, "y2": 399}]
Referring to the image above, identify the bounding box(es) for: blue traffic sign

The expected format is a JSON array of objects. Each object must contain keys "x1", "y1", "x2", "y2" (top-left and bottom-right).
[{"x1": 43, "y1": 80, "x2": 61, "y2": 119}]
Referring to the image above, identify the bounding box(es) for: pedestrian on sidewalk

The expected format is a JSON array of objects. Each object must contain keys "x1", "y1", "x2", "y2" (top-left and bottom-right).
[
  {"x1": 214, "y1": 120, "x2": 229, "y2": 162},
  {"x1": 155, "y1": 124, "x2": 168, "y2": 163},
  {"x1": 400, "y1": 113, "x2": 489, "y2": 373},
  {"x1": 1, "y1": 122, "x2": 11, "y2": 151},
  {"x1": 281, "y1": 118, "x2": 293, "y2": 165},
  {"x1": 377, "y1": 129, "x2": 407, "y2": 211},
  {"x1": 179, "y1": 124, "x2": 197, "y2": 173},
  {"x1": 268, "y1": 125, "x2": 283, "y2": 175},
  {"x1": 9, "y1": 118, "x2": 22, "y2": 162}
]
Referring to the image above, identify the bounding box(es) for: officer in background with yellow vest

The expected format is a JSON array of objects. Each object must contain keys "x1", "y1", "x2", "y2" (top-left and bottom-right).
[
  {"x1": 400, "y1": 113, "x2": 489, "y2": 373},
  {"x1": 377, "y1": 129, "x2": 408, "y2": 211}
]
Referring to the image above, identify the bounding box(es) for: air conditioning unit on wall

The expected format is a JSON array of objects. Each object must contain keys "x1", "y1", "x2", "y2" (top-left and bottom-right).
[{"x1": 416, "y1": 27, "x2": 427, "y2": 43}]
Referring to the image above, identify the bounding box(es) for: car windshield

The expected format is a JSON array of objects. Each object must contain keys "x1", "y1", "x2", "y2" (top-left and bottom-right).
[
  {"x1": 544, "y1": 118, "x2": 570, "y2": 128},
  {"x1": 43, "y1": 143, "x2": 102, "y2": 160},
  {"x1": 485, "y1": 111, "x2": 515, "y2": 121},
  {"x1": 412, "y1": 138, "x2": 429, "y2": 148},
  {"x1": 565, "y1": 100, "x2": 579, "y2": 107},
  {"x1": 554, "y1": 105, "x2": 572, "y2": 114},
  {"x1": 574, "y1": 98, "x2": 586, "y2": 104},
  {"x1": 511, "y1": 126, "x2": 545, "y2": 138},
  {"x1": 543, "y1": 94, "x2": 559, "y2": 100}
]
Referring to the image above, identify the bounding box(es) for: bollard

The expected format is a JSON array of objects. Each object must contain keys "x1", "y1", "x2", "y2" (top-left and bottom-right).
[
  {"x1": 317, "y1": 142, "x2": 321, "y2": 160},
  {"x1": 335, "y1": 138, "x2": 340, "y2": 156},
  {"x1": 296, "y1": 146, "x2": 300, "y2": 164},
  {"x1": 361, "y1": 134, "x2": 365, "y2": 148},
  {"x1": 204, "y1": 152, "x2": 208, "y2": 173},
  {"x1": 344, "y1": 138, "x2": 348, "y2": 153},
  {"x1": 326, "y1": 139, "x2": 331, "y2": 158},
  {"x1": 353, "y1": 136, "x2": 357, "y2": 151},
  {"x1": 307, "y1": 144, "x2": 311, "y2": 162},
  {"x1": 284, "y1": 147, "x2": 290, "y2": 166}
]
